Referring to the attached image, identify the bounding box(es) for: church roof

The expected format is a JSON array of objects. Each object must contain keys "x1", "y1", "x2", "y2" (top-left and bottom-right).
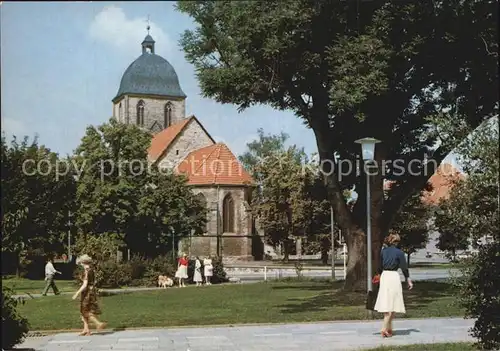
[
  {"x1": 113, "y1": 35, "x2": 186, "y2": 102},
  {"x1": 148, "y1": 116, "x2": 215, "y2": 162},
  {"x1": 177, "y1": 143, "x2": 254, "y2": 186},
  {"x1": 382, "y1": 163, "x2": 465, "y2": 206},
  {"x1": 421, "y1": 163, "x2": 465, "y2": 206}
]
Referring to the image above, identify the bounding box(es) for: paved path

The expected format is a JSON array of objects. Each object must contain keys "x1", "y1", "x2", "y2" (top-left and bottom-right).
[
  {"x1": 18, "y1": 318, "x2": 474, "y2": 351},
  {"x1": 235, "y1": 268, "x2": 459, "y2": 283}
]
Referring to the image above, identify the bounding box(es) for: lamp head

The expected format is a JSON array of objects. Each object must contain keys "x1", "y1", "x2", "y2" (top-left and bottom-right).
[{"x1": 355, "y1": 137, "x2": 381, "y2": 161}]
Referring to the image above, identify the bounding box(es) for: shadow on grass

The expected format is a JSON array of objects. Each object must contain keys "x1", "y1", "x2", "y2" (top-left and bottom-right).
[{"x1": 276, "y1": 281, "x2": 456, "y2": 315}]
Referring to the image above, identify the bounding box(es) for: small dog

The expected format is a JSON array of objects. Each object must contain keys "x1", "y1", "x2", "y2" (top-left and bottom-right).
[{"x1": 158, "y1": 275, "x2": 174, "y2": 288}]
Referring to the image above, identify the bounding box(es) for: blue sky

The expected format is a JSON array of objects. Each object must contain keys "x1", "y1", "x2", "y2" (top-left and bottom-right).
[
  {"x1": 1, "y1": 2, "x2": 459, "y2": 167},
  {"x1": 1, "y1": 2, "x2": 316, "y2": 157}
]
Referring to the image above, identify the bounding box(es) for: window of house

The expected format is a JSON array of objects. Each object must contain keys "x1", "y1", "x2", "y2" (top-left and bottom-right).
[
  {"x1": 195, "y1": 193, "x2": 208, "y2": 233},
  {"x1": 136, "y1": 100, "x2": 145, "y2": 126},
  {"x1": 222, "y1": 193, "x2": 235, "y2": 233},
  {"x1": 164, "y1": 102, "x2": 173, "y2": 128}
]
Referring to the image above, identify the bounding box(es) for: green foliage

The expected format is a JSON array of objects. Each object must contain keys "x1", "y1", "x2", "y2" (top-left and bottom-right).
[
  {"x1": 391, "y1": 191, "x2": 431, "y2": 265},
  {"x1": 238, "y1": 128, "x2": 289, "y2": 184},
  {"x1": 455, "y1": 242, "x2": 500, "y2": 350},
  {"x1": 210, "y1": 256, "x2": 228, "y2": 284},
  {"x1": 1, "y1": 286, "x2": 29, "y2": 349},
  {"x1": 436, "y1": 118, "x2": 499, "y2": 349},
  {"x1": 434, "y1": 196, "x2": 470, "y2": 262},
  {"x1": 176, "y1": 0, "x2": 498, "y2": 288},
  {"x1": 1, "y1": 134, "x2": 75, "y2": 274},
  {"x1": 73, "y1": 118, "x2": 207, "y2": 257}
]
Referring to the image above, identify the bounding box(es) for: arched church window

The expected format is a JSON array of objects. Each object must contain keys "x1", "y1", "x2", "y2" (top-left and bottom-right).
[
  {"x1": 136, "y1": 100, "x2": 145, "y2": 126},
  {"x1": 164, "y1": 102, "x2": 173, "y2": 128},
  {"x1": 222, "y1": 193, "x2": 235, "y2": 233},
  {"x1": 195, "y1": 193, "x2": 208, "y2": 233},
  {"x1": 118, "y1": 103, "x2": 122, "y2": 122}
]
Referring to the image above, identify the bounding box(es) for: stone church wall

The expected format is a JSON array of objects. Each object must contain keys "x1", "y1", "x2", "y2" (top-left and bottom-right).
[
  {"x1": 114, "y1": 95, "x2": 186, "y2": 128},
  {"x1": 180, "y1": 186, "x2": 255, "y2": 260},
  {"x1": 157, "y1": 119, "x2": 214, "y2": 170}
]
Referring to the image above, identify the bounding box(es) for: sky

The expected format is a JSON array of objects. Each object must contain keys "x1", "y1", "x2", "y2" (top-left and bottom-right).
[{"x1": 1, "y1": 2, "x2": 459, "y2": 166}]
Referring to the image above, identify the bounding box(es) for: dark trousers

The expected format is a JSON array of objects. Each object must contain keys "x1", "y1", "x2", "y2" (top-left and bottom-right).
[{"x1": 42, "y1": 276, "x2": 59, "y2": 295}]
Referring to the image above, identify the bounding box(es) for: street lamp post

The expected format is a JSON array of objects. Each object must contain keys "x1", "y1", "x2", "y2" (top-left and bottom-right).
[
  {"x1": 68, "y1": 210, "x2": 72, "y2": 262},
  {"x1": 355, "y1": 137, "x2": 381, "y2": 298},
  {"x1": 330, "y1": 206, "x2": 335, "y2": 280}
]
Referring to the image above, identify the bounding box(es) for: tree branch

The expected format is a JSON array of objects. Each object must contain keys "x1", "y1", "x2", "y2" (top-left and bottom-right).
[{"x1": 381, "y1": 149, "x2": 448, "y2": 232}]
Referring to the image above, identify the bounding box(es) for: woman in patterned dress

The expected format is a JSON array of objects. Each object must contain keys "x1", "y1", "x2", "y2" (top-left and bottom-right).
[{"x1": 72, "y1": 254, "x2": 106, "y2": 336}]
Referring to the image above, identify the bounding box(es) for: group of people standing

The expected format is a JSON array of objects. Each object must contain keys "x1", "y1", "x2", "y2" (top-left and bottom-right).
[{"x1": 174, "y1": 253, "x2": 214, "y2": 287}]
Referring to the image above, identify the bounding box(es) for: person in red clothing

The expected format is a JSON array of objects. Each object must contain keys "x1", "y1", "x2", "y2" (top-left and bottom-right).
[{"x1": 174, "y1": 253, "x2": 189, "y2": 287}]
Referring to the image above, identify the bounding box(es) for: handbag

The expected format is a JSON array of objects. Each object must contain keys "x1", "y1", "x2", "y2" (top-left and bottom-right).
[{"x1": 365, "y1": 275, "x2": 381, "y2": 311}]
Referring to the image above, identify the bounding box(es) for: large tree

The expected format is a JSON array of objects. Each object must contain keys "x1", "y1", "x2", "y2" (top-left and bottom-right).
[
  {"x1": 73, "y1": 118, "x2": 207, "y2": 257},
  {"x1": 1, "y1": 135, "x2": 75, "y2": 274},
  {"x1": 391, "y1": 191, "x2": 431, "y2": 266},
  {"x1": 176, "y1": 0, "x2": 498, "y2": 290}
]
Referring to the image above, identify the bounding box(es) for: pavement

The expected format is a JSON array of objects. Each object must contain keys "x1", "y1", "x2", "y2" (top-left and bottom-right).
[
  {"x1": 234, "y1": 268, "x2": 459, "y2": 283},
  {"x1": 17, "y1": 317, "x2": 475, "y2": 351}
]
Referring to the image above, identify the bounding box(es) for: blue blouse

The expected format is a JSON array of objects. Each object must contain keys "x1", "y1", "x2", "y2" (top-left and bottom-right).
[{"x1": 379, "y1": 246, "x2": 410, "y2": 279}]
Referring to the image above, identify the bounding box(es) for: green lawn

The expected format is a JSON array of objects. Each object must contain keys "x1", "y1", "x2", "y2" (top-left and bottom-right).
[
  {"x1": 3, "y1": 277, "x2": 76, "y2": 295},
  {"x1": 17, "y1": 280, "x2": 463, "y2": 331},
  {"x1": 365, "y1": 342, "x2": 476, "y2": 350}
]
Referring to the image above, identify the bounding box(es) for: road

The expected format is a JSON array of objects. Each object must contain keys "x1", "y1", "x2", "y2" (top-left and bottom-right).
[
  {"x1": 230, "y1": 268, "x2": 460, "y2": 283},
  {"x1": 18, "y1": 317, "x2": 474, "y2": 351}
]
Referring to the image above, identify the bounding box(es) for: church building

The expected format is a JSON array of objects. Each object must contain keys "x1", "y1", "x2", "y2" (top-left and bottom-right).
[{"x1": 111, "y1": 32, "x2": 261, "y2": 261}]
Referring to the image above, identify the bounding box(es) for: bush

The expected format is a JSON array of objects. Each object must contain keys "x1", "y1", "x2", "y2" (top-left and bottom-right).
[
  {"x1": 142, "y1": 255, "x2": 176, "y2": 287},
  {"x1": 455, "y1": 241, "x2": 500, "y2": 350},
  {"x1": 71, "y1": 253, "x2": 228, "y2": 288},
  {"x1": 211, "y1": 256, "x2": 228, "y2": 284},
  {"x1": 2, "y1": 286, "x2": 29, "y2": 349}
]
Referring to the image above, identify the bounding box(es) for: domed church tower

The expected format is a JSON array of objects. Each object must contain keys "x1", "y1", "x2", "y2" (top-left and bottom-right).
[{"x1": 112, "y1": 28, "x2": 186, "y2": 133}]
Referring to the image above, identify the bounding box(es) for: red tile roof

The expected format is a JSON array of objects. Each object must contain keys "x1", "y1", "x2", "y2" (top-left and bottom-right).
[
  {"x1": 148, "y1": 116, "x2": 216, "y2": 163},
  {"x1": 421, "y1": 163, "x2": 465, "y2": 206},
  {"x1": 148, "y1": 117, "x2": 193, "y2": 162},
  {"x1": 176, "y1": 143, "x2": 254, "y2": 186}
]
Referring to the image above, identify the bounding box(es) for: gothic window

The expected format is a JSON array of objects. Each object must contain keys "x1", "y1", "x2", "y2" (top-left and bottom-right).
[
  {"x1": 118, "y1": 103, "x2": 122, "y2": 122},
  {"x1": 222, "y1": 193, "x2": 235, "y2": 233},
  {"x1": 136, "y1": 100, "x2": 145, "y2": 126},
  {"x1": 164, "y1": 102, "x2": 173, "y2": 128},
  {"x1": 195, "y1": 193, "x2": 208, "y2": 233}
]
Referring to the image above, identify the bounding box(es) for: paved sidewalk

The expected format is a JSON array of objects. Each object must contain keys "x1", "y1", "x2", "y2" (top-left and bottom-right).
[{"x1": 18, "y1": 318, "x2": 474, "y2": 351}]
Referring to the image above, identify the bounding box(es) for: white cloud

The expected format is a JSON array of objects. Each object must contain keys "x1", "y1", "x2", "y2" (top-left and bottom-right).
[{"x1": 89, "y1": 6, "x2": 172, "y2": 58}]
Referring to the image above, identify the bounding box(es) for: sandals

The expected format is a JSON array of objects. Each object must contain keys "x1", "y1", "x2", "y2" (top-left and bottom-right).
[
  {"x1": 78, "y1": 331, "x2": 91, "y2": 336},
  {"x1": 381, "y1": 329, "x2": 392, "y2": 338}
]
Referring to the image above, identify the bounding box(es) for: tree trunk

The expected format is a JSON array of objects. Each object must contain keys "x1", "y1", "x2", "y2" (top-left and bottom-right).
[
  {"x1": 343, "y1": 226, "x2": 367, "y2": 291},
  {"x1": 308, "y1": 113, "x2": 385, "y2": 292}
]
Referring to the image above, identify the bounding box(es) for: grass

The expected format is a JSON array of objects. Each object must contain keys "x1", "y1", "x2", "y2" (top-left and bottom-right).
[
  {"x1": 364, "y1": 342, "x2": 476, "y2": 350},
  {"x1": 16, "y1": 279, "x2": 463, "y2": 331},
  {"x1": 2, "y1": 277, "x2": 77, "y2": 295}
]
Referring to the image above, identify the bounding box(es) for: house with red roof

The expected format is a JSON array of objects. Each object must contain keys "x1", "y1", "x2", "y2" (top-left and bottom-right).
[{"x1": 112, "y1": 33, "x2": 256, "y2": 260}]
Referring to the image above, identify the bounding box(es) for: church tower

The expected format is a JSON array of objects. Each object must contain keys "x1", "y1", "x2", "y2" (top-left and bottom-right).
[{"x1": 112, "y1": 26, "x2": 186, "y2": 133}]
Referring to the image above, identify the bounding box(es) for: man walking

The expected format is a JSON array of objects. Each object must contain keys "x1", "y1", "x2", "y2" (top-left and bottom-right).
[{"x1": 42, "y1": 256, "x2": 61, "y2": 296}]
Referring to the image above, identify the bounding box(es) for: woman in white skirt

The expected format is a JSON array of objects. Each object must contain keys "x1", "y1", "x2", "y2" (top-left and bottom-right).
[
  {"x1": 175, "y1": 253, "x2": 189, "y2": 287},
  {"x1": 374, "y1": 232, "x2": 413, "y2": 338},
  {"x1": 203, "y1": 256, "x2": 213, "y2": 285},
  {"x1": 193, "y1": 256, "x2": 203, "y2": 286}
]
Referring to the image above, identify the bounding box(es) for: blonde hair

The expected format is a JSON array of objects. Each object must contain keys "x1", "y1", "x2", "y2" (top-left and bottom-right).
[
  {"x1": 76, "y1": 254, "x2": 93, "y2": 265},
  {"x1": 384, "y1": 231, "x2": 401, "y2": 246}
]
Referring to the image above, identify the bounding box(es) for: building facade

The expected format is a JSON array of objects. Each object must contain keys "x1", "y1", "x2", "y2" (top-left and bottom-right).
[{"x1": 112, "y1": 32, "x2": 262, "y2": 261}]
